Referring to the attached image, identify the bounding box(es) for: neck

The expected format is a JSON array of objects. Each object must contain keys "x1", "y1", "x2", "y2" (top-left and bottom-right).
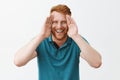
[{"x1": 52, "y1": 36, "x2": 68, "y2": 47}]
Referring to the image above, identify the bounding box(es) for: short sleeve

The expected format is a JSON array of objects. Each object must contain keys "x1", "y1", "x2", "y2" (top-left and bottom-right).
[{"x1": 82, "y1": 36, "x2": 89, "y2": 44}]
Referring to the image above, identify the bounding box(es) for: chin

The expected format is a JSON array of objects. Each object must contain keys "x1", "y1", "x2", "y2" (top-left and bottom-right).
[
  {"x1": 55, "y1": 37, "x2": 64, "y2": 40},
  {"x1": 52, "y1": 32, "x2": 67, "y2": 40},
  {"x1": 56, "y1": 35, "x2": 67, "y2": 40}
]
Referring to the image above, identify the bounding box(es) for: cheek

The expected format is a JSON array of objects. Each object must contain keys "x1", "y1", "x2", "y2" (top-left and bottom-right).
[
  {"x1": 65, "y1": 26, "x2": 68, "y2": 31},
  {"x1": 51, "y1": 25, "x2": 68, "y2": 31}
]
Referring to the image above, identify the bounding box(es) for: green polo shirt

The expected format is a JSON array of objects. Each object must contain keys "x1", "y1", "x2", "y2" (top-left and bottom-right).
[{"x1": 36, "y1": 35, "x2": 87, "y2": 80}]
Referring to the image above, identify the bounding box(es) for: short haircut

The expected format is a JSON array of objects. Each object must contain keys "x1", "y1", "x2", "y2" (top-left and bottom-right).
[{"x1": 50, "y1": 4, "x2": 71, "y2": 16}]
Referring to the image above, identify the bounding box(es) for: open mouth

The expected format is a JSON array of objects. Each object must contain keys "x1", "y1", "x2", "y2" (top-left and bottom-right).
[{"x1": 56, "y1": 30, "x2": 64, "y2": 33}]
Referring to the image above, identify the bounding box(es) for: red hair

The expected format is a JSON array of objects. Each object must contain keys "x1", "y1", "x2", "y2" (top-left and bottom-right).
[{"x1": 50, "y1": 4, "x2": 71, "y2": 16}]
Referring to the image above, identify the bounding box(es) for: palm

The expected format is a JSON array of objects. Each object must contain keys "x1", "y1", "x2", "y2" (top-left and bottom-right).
[
  {"x1": 66, "y1": 15, "x2": 78, "y2": 37},
  {"x1": 41, "y1": 16, "x2": 53, "y2": 38},
  {"x1": 68, "y1": 24, "x2": 78, "y2": 37}
]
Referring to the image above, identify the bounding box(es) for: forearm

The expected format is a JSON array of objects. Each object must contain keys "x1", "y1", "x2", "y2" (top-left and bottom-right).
[
  {"x1": 71, "y1": 34, "x2": 102, "y2": 68},
  {"x1": 14, "y1": 33, "x2": 45, "y2": 67}
]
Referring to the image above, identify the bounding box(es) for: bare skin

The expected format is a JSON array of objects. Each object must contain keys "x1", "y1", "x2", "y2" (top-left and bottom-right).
[
  {"x1": 14, "y1": 11, "x2": 102, "y2": 68},
  {"x1": 14, "y1": 16, "x2": 53, "y2": 67},
  {"x1": 66, "y1": 15, "x2": 102, "y2": 68}
]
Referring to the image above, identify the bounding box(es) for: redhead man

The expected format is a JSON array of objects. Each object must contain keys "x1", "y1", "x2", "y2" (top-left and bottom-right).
[{"x1": 14, "y1": 4, "x2": 102, "y2": 80}]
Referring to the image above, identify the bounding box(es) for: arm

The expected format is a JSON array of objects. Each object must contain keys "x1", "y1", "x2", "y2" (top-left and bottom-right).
[
  {"x1": 14, "y1": 16, "x2": 53, "y2": 67},
  {"x1": 66, "y1": 15, "x2": 102, "y2": 68},
  {"x1": 71, "y1": 34, "x2": 102, "y2": 68}
]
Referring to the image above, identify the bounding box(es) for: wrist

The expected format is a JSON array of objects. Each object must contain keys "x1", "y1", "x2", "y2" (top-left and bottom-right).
[
  {"x1": 37, "y1": 33, "x2": 46, "y2": 40},
  {"x1": 70, "y1": 34, "x2": 79, "y2": 39}
]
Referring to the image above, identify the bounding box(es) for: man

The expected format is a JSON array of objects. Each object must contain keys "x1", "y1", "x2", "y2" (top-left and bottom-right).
[{"x1": 14, "y1": 4, "x2": 102, "y2": 80}]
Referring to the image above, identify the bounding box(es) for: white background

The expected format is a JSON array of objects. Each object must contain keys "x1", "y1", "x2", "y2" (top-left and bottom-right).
[{"x1": 0, "y1": 0, "x2": 120, "y2": 80}]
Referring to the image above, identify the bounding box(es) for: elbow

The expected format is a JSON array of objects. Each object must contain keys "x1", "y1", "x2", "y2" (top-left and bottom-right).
[
  {"x1": 91, "y1": 60, "x2": 102, "y2": 68},
  {"x1": 14, "y1": 60, "x2": 23, "y2": 67},
  {"x1": 91, "y1": 54, "x2": 102, "y2": 68},
  {"x1": 14, "y1": 58, "x2": 25, "y2": 67}
]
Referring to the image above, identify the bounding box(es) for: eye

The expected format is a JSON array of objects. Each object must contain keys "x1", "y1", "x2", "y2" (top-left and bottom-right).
[
  {"x1": 61, "y1": 21, "x2": 67, "y2": 25},
  {"x1": 52, "y1": 21, "x2": 57, "y2": 24},
  {"x1": 52, "y1": 21, "x2": 58, "y2": 25}
]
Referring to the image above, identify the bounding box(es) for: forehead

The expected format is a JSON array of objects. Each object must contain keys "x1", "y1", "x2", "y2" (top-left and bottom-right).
[{"x1": 51, "y1": 11, "x2": 66, "y2": 20}]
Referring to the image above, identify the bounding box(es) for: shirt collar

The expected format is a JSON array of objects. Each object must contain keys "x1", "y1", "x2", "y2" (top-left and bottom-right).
[{"x1": 48, "y1": 34, "x2": 53, "y2": 42}]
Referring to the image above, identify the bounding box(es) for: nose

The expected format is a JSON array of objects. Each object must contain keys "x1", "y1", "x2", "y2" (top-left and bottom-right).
[{"x1": 57, "y1": 22, "x2": 62, "y2": 28}]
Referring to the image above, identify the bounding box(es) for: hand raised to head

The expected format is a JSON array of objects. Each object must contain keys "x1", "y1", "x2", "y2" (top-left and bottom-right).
[
  {"x1": 66, "y1": 15, "x2": 78, "y2": 37},
  {"x1": 40, "y1": 15, "x2": 53, "y2": 38}
]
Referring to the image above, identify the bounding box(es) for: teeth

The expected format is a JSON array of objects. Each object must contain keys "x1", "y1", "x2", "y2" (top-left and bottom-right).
[{"x1": 56, "y1": 30, "x2": 63, "y2": 33}]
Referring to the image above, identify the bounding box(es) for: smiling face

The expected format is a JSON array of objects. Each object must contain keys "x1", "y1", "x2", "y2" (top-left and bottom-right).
[{"x1": 51, "y1": 11, "x2": 68, "y2": 41}]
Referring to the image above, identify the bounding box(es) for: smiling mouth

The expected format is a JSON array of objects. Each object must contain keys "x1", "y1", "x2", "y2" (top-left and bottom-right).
[{"x1": 56, "y1": 30, "x2": 64, "y2": 33}]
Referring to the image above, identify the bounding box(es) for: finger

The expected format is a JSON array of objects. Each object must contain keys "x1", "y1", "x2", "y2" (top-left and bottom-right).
[
  {"x1": 50, "y1": 15, "x2": 54, "y2": 21},
  {"x1": 46, "y1": 17, "x2": 52, "y2": 25},
  {"x1": 66, "y1": 15, "x2": 71, "y2": 25},
  {"x1": 49, "y1": 15, "x2": 54, "y2": 24},
  {"x1": 70, "y1": 17, "x2": 76, "y2": 25},
  {"x1": 45, "y1": 17, "x2": 49, "y2": 24}
]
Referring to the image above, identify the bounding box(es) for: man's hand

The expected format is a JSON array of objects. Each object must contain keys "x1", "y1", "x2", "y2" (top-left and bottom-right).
[
  {"x1": 40, "y1": 16, "x2": 53, "y2": 39},
  {"x1": 66, "y1": 15, "x2": 78, "y2": 37}
]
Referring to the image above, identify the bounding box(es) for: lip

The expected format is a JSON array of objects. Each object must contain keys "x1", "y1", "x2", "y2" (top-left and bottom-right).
[{"x1": 56, "y1": 30, "x2": 64, "y2": 33}]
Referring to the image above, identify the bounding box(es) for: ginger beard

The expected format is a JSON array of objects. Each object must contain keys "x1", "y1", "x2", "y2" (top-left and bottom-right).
[
  {"x1": 51, "y1": 26, "x2": 68, "y2": 40},
  {"x1": 51, "y1": 11, "x2": 68, "y2": 41}
]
